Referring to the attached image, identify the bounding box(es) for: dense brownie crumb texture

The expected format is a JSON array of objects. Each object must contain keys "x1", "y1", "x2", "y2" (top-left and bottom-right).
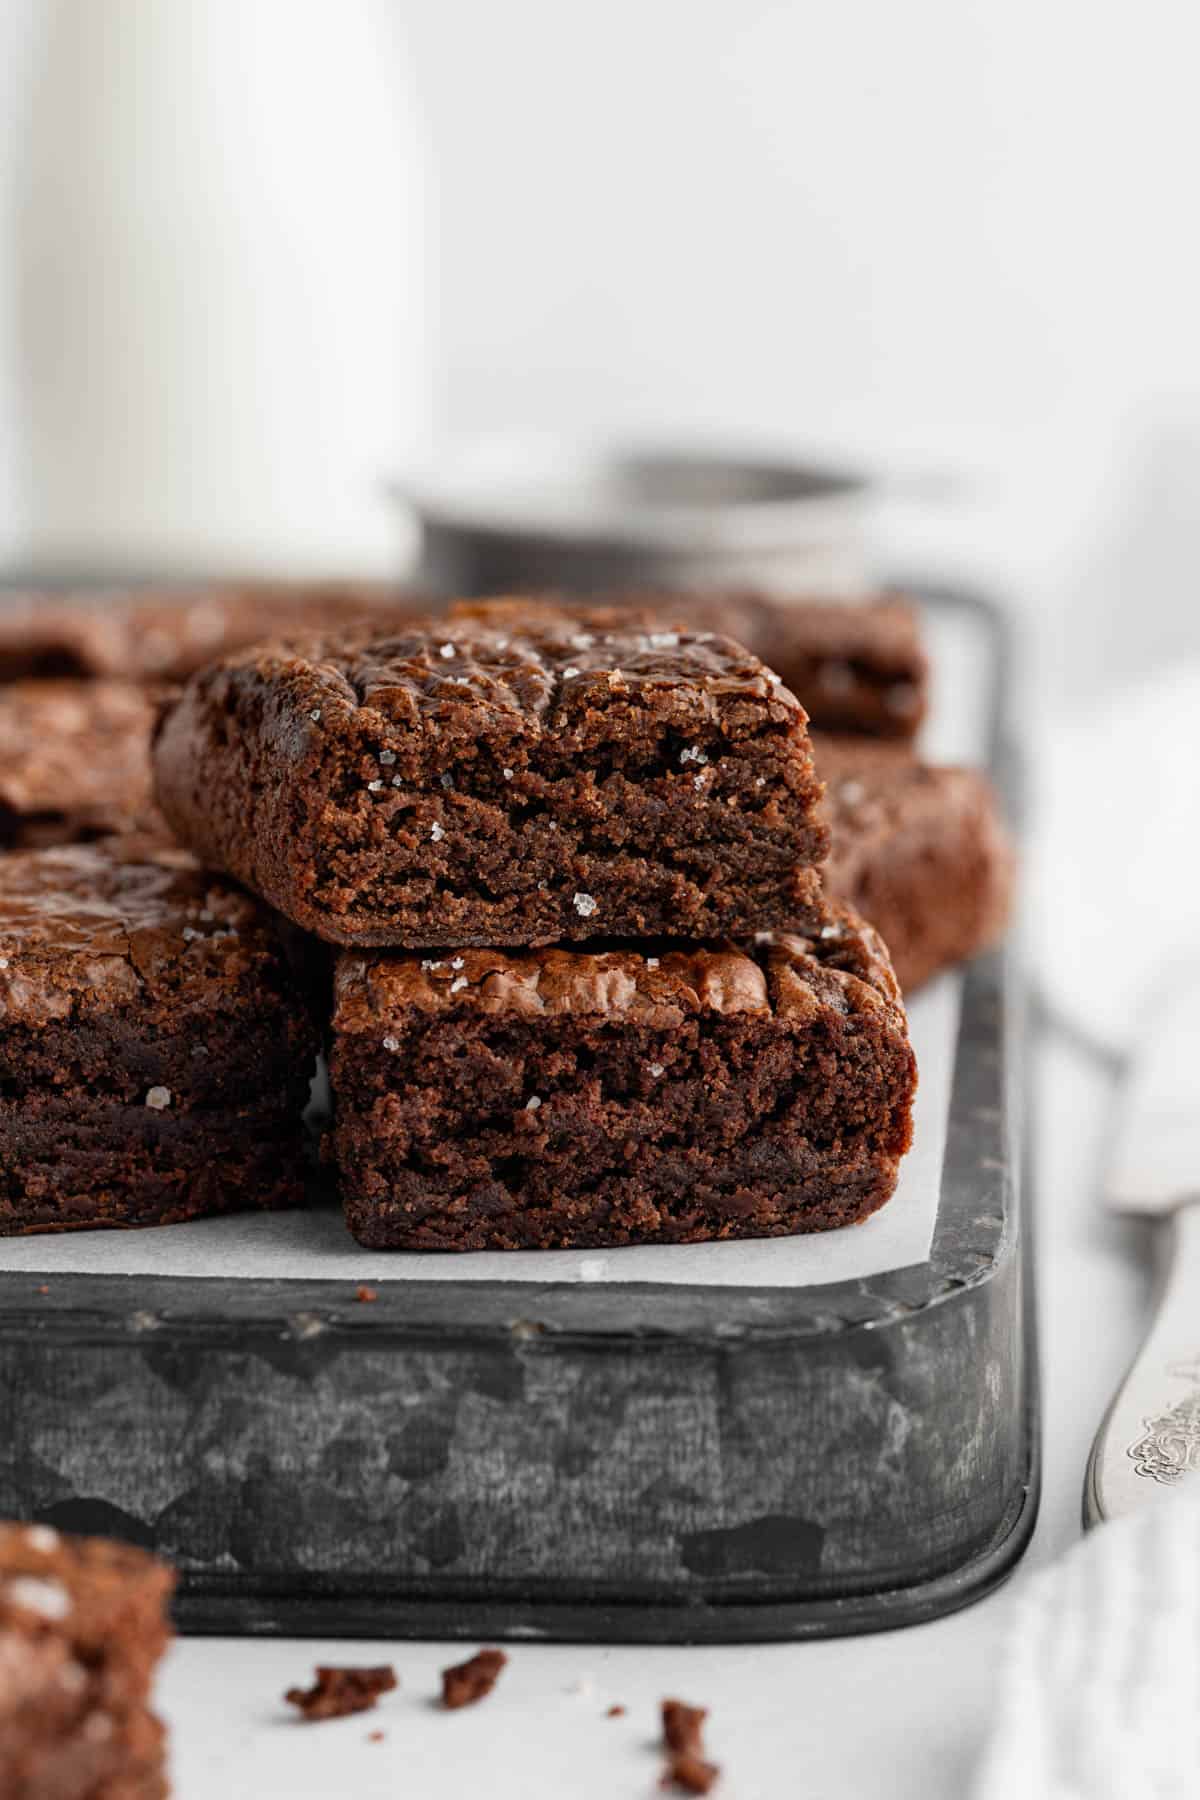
[
  {"x1": 0, "y1": 836, "x2": 319, "y2": 1235},
  {"x1": 332, "y1": 904, "x2": 917, "y2": 1252},
  {"x1": 0, "y1": 1520, "x2": 174, "y2": 1800},
  {"x1": 151, "y1": 611, "x2": 830, "y2": 948}
]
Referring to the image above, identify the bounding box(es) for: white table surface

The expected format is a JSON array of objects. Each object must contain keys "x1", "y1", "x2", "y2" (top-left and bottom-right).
[{"x1": 155, "y1": 1019, "x2": 1147, "y2": 1798}]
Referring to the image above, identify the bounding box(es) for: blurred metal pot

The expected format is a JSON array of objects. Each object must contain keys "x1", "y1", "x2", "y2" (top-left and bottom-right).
[{"x1": 396, "y1": 437, "x2": 874, "y2": 598}]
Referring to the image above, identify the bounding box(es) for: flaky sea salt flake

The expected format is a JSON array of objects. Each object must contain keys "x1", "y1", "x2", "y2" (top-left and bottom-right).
[
  {"x1": 145, "y1": 1086, "x2": 172, "y2": 1111},
  {"x1": 7, "y1": 1576, "x2": 70, "y2": 1620},
  {"x1": 573, "y1": 892, "x2": 597, "y2": 918}
]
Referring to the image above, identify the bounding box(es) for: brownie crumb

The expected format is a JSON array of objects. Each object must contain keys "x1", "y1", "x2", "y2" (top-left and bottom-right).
[
  {"x1": 441, "y1": 1647, "x2": 507, "y2": 1709},
  {"x1": 367, "y1": 1729, "x2": 385, "y2": 1743},
  {"x1": 662, "y1": 1699, "x2": 708, "y2": 1753},
  {"x1": 661, "y1": 1698, "x2": 719, "y2": 1791},
  {"x1": 285, "y1": 1664, "x2": 397, "y2": 1720},
  {"x1": 355, "y1": 1285, "x2": 378, "y2": 1303},
  {"x1": 606, "y1": 1703, "x2": 626, "y2": 1718},
  {"x1": 663, "y1": 1749, "x2": 721, "y2": 1793}
]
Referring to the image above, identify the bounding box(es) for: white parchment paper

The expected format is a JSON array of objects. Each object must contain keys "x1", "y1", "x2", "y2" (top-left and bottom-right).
[{"x1": 0, "y1": 605, "x2": 988, "y2": 1291}]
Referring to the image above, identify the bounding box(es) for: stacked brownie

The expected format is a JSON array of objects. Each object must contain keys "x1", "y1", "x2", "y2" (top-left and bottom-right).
[
  {"x1": 0, "y1": 1521, "x2": 174, "y2": 1799},
  {"x1": 153, "y1": 606, "x2": 919, "y2": 1250}
]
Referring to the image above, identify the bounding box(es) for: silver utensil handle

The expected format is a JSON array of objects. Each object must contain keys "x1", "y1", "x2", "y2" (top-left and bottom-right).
[{"x1": 1085, "y1": 1198, "x2": 1200, "y2": 1525}]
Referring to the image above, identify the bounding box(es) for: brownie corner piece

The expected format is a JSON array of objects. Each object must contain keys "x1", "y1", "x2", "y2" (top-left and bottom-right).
[
  {"x1": 330, "y1": 905, "x2": 916, "y2": 1251},
  {"x1": 0, "y1": 1521, "x2": 173, "y2": 1800},
  {"x1": 152, "y1": 611, "x2": 830, "y2": 948},
  {"x1": 0, "y1": 836, "x2": 319, "y2": 1234}
]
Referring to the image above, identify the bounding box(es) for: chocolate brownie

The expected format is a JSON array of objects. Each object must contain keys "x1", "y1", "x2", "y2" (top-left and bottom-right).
[
  {"x1": 330, "y1": 902, "x2": 916, "y2": 1251},
  {"x1": 0, "y1": 679, "x2": 162, "y2": 848},
  {"x1": 0, "y1": 580, "x2": 431, "y2": 685},
  {"x1": 0, "y1": 1521, "x2": 173, "y2": 1800},
  {"x1": 153, "y1": 613, "x2": 829, "y2": 949},
  {"x1": 0, "y1": 837, "x2": 319, "y2": 1234},
  {"x1": 454, "y1": 592, "x2": 929, "y2": 739},
  {"x1": 814, "y1": 733, "x2": 1015, "y2": 992}
]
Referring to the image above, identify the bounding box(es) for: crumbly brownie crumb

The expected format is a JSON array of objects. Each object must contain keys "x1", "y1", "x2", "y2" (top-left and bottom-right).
[
  {"x1": 441, "y1": 1647, "x2": 507, "y2": 1709},
  {"x1": 661, "y1": 1697, "x2": 719, "y2": 1791},
  {"x1": 663, "y1": 1749, "x2": 721, "y2": 1793},
  {"x1": 354, "y1": 1285, "x2": 378, "y2": 1303},
  {"x1": 606, "y1": 1703, "x2": 627, "y2": 1718},
  {"x1": 285, "y1": 1665, "x2": 397, "y2": 1720},
  {"x1": 662, "y1": 1699, "x2": 708, "y2": 1754}
]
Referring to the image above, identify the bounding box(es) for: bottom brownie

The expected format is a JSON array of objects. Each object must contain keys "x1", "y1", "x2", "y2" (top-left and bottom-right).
[
  {"x1": 813, "y1": 734, "x2": 1015, "y2": 992},
  {"x1": 331, "y1": 904, "x2": 917, "y2": 1251},
  {"x1": 0, "y1": 1522, "x2": 173, "y2": 1800}
]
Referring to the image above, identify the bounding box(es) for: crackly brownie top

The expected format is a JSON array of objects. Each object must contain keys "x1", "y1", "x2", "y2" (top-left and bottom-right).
[
  {"x1": 0, "y1": 837, "x2": 296, "y2": 1024},
  {"x1": 455, "y1": 591, "x2": 924, "y2": 671},
  {"x1": 334, "y1": 905, "x2": 903, "y2": 1035},
  {"x1": 0, "y1": 679, "x2": 158, "y2": 825},
  {"x1": 198, "y1": 608, "x2": 806, "y2": 733}
]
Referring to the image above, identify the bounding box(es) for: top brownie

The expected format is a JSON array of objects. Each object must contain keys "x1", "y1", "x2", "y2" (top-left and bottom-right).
[
  {"x1": 458, "y1": 593, "x2": 928, "y2": 739},
  {"x1": 0, "y1": 582, "x2": 431, "y2": 686},
  {"x1": 153, "y1": 611, "x2": 829, "y2": 949}
]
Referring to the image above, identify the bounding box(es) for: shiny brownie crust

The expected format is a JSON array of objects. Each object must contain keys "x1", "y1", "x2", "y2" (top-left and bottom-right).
[
  {"x1": 456, "y1": 593, "x2": 930, "y2": 740},
  {"x1": 330, "y1": 903, "x2": 916, "y2": 1251},
  {"x1": 0, "y1": 679, "x2": 163, "y2": 848},
  {"x1": 0, "y1": 837, "x2": 318, "y2": 1234}
]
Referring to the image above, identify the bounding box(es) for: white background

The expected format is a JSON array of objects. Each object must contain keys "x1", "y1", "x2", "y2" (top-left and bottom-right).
[{"x1": 2, "y1": 0, "x2": 1200, "y2": 638}]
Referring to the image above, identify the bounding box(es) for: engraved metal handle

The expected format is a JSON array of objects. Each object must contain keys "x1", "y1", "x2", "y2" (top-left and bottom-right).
[{"x1": 1085, "y1": 1198, "x2": 1200, "y2": 1526}]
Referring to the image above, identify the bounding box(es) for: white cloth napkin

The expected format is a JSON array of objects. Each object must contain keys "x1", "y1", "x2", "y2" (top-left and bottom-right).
[
  {"x1": 974, "y1": 1501, "x2": 1200, "y2": 1800},
  {"x1": 1029, "y1": 663, "x2": 1200, "y2": 1055},
  {"x1": 974, "y1": 654, "x2": 1200, "y2": 1796}
]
